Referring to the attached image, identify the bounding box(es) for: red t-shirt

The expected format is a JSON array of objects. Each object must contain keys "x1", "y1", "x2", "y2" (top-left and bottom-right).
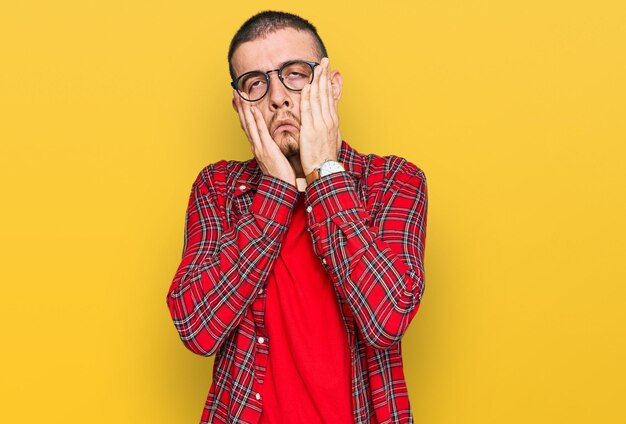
[{"x1": 258, "y1": 196, "x2": 353, "y2": 423}]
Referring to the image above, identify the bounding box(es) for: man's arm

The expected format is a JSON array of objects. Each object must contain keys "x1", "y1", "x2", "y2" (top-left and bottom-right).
[
  {"x1": 304, "y1": 159, "x2": 427, "y2": 350},
  {"x1": 297, "y1": 58, "x2": 427, "y2": 349},
  {"x1": 167, "y1": 163, "x2": 298, "y2": 356}
]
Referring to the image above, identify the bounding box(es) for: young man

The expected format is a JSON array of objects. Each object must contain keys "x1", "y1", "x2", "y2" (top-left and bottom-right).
[{"x1": 167, "y1": 11, "x2": 428, "y2": 424}]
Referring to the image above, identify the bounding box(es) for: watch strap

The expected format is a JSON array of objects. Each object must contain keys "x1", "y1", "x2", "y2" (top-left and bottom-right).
[{"x1": 305, "y1": 168, "x2": 321, "y2": 185}]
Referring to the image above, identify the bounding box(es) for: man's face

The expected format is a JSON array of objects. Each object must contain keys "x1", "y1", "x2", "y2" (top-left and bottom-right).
[{"x1": 231, "y1": 28, "x2": 320, "y2": 158}]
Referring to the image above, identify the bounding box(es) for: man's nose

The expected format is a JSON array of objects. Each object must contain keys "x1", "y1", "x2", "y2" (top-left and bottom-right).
[{"x1": 267, "y1": 72, "x2": 291, "y2": 110}]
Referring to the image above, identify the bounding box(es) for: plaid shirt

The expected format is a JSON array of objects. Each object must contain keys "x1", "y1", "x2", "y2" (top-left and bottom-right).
[{"x1": 167, "y1": 140, "x2": 428, "y2": 423}]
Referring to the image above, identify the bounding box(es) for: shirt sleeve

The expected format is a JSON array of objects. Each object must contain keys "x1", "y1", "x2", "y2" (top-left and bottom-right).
[
  {"x1": 166, "y1": 163, "x2": 298, "y2": 356},
  {"x1": 304, "y1": 158, "x2": 428, "y2": 350}
]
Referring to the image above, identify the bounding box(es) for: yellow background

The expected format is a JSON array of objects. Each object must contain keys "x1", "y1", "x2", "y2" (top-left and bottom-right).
[{"x1": 1, "y1": 0, "x2": 625, "y2": 422}]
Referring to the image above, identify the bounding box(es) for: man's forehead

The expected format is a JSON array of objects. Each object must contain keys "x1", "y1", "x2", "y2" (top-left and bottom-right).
[{"x1": 231, "y1": 28, "x2": 319, "y2": 76}]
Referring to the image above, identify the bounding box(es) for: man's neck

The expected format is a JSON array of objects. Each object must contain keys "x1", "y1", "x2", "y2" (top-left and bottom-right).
[{"x1": 288, "y1": 155, "x2": 305, "y2": 178}]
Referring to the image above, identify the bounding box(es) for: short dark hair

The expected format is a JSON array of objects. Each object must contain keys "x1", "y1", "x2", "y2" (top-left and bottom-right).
[{"x1": 228, "y1": 11, "x2": 328, "y2": 80}]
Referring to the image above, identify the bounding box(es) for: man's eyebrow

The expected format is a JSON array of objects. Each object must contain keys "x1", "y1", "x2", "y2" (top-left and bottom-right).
[
  {"x1": 240, "y1": 59, "x2": 312, "y2": 75},
  {"x1": 276, "y1": 59, "x2": 304, "y2": 68}
]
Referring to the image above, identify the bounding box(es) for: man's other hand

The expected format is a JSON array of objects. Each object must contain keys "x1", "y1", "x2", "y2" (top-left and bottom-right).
[
  {"x1": 233, "y1": 91, "x2": 296, "y2": 186},
  {"x1": 299, "y1": 57, "x2": 342, "y2": 176}
]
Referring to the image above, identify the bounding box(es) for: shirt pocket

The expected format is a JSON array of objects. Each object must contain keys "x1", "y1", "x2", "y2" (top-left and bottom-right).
[{"x1": 229, "y1": 183, "x2": 256, "y2": 220}]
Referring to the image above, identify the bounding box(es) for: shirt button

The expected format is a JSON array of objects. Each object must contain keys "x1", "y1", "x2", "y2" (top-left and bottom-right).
[
  {"x1": 255, "y1": 393, "x2": 261, "y2": 401},
  {"x1": 258, "y1": 337, "x2": 265, "y2": 344},
  {"x1": 259, "y1": 288, "x2": 263, "y2": 294},
  {"x1": 306, "y1": 206, "x2": 312, "y2": 213},
  {"x1": 239, "y1": 184, "x2": 246, "y2": 190},
  {"x1": 322, "y1": 258, "x2": 327, "y2": 264}
]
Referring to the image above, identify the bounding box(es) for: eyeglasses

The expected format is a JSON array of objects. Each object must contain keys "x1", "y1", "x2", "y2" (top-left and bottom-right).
[{"x1": 231, "y1": 60, "x2": 318, "y2": 102}]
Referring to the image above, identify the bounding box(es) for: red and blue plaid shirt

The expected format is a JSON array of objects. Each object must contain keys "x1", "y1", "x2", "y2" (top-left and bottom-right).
[{"x1": 167, "y1": 140, "x2": 428, "y2": 423}]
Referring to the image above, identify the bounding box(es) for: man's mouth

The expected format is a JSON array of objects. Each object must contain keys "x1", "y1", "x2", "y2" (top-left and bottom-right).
[
  {"x1": 271, "y1": 118, "x2": 300, "y2": 137},
  {"x1": 273, "y1": 124, "x2": 299, "y2": 135}
]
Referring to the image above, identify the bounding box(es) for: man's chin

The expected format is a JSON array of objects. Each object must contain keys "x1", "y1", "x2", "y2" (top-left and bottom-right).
[{"x1": 276, "y1": 132, "x2": 299, "y2": 157}]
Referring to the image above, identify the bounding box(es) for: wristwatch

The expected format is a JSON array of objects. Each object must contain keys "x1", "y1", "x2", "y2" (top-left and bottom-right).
[{"x1": 305, "y1": 160, "x2": 346, "y2": 185}]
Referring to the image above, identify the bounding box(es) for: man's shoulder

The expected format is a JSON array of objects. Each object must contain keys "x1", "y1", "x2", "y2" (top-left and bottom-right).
[
  {"x1": 364, "y1": 151, "x2": 424, "y2": 174},
  {"x1": 356, "y1": 148, "x2": 426, "y2": 187},
  {"x1": 191, "y1": 157, "x2": 261, "y2": 193},
  {"x1": 191, "y1": 159, "x2": 260, "y2": 184}
]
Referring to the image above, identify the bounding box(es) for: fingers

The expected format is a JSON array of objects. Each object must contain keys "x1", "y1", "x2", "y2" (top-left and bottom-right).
[
  {"x1": 233, "y1": 91, "x2": 254, "y2": 145},
  {"x1": 309, "y1": 60, "x2": 324, "y2": 127},
  {"x1": 250, "y1": 106, "x2": 295, "y2": 184},
  {"x1": 327, "y1": 68, "x2": 339, "y2": 129},
  {"x1": 234, "y1": 91, "x2": 264, "y2": 155},
  {"x1": 318, "y1": 59, "x2": 333, "y2": 128},
  {"x1": 300, "y1": 80, "x2": 312, "y2": 130},
  {"x1": 234, "y1": 89, "x2": 279, "y2": 149},
  {"x1": 302, "y1": 58, "x2": 337, "y2": 131},
  {"x1": 234, "y1": 91, "x2": 294, "y2": 184},
  {"x1": 250, "y1": 106, "x2": 273, "y2": 146}
]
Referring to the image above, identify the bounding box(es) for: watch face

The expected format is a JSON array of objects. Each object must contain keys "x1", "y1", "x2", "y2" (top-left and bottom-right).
[{"x1": 319, "y1": 161, "x2": 345, "y2": 177}]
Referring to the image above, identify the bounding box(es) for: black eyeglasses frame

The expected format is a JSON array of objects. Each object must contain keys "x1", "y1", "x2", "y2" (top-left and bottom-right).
[{"x1": 230, "y1": 60, "x2": 319, "y2": 102}]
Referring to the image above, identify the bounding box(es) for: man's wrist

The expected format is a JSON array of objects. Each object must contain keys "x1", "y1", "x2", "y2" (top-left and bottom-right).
[
  {"x1": 305, "y1": 160, "x2": 345, "y2": 185},
  {"x1": 304, "y1": 171, "x2": 360, "y2": 225},
  {"x1": 251, "y1": 175, "x2": 299, "y2": 225}
]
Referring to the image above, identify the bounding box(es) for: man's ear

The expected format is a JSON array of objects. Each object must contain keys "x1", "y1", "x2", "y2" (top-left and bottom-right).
[
  {"x1": 232, "y1": 96, "x2": 238, "y2": 113},
  {"x1": 330, "y1": 70, "x2": 343, "y2": 101}
]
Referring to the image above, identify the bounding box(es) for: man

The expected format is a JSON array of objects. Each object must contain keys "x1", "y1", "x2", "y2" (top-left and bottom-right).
[{"x1": 167, "y1": 10, "x2": 428, "y2": 424}]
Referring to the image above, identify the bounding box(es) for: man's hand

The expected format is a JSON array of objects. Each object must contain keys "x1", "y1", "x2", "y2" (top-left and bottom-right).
[
  {"x1": 299, "y1": 57, "x2": 342, "y2": 176},
  {"x1": 233, "y1": 92, "x2": 296, "y2": 186}
]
